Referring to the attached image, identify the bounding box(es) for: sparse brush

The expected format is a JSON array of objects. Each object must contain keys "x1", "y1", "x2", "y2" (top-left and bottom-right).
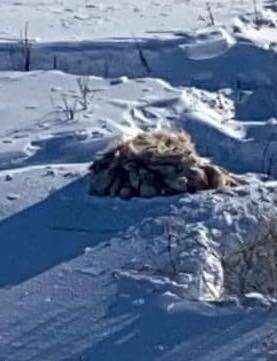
[
  {"x1": 59, "y1": 94, "x2": 79, "y2": 121},
  {"x1": 50, "y1": 77, "x2": 94, "y2": 121},
  {"x1": 76, "y1": 76, "x2": 91, "y2": 110}
]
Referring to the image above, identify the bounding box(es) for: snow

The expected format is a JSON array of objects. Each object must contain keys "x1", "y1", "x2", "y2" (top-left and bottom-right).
[
  {"x1": 0, "y1": 164, "x2": 276, "y2": 361},
  {"x1": 179, "y1": 28, "x2": 236, "y2": 60},
  {"x1": 0, "y1": 0, "x2": 277, "y2": 360},
  {"x1": 0, "y1": 0, "x2": 268, "y2": 42}
]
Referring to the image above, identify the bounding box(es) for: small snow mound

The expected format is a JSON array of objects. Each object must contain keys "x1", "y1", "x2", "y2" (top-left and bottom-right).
[
  {"x1": 113, "y1": 180, "x2": 277, "y2": 303},
  {"x1": 179, "y1": 28, "x2": 236, "y2": 60}
]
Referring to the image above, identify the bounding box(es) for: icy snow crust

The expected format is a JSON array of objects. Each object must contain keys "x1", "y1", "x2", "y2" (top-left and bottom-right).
[{"x1": 0, "y1": 0, "x2": 277, "y2": 360}]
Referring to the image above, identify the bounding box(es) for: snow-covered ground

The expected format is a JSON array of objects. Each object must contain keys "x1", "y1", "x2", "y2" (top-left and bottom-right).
[
  {"x1": 0, "y1": 0, "x2": 271, "y2": 42},
  {"x1": 0, "y1": 163, "x2": 276, "y2": 361},
  {"x1": 1, "y1": 1, "x2": 277, "y2": 360}
]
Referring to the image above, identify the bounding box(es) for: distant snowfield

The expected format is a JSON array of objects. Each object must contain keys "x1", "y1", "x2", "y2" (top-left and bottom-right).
[
  {"x1": 0, "y1": 0, "x2": 268, "y2": 42},
  {"x1": 0, "y1": 0, "x2": 277, "y2": 360}
]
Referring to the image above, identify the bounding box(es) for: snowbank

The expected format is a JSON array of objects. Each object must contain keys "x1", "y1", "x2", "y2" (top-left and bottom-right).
[{"x1": 115, "y1": 178, "x2": 277, "y2": 302}]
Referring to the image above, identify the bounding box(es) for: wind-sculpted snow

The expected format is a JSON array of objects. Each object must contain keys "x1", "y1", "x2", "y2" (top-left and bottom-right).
[
  {"x1": 0, "y1": 71, "x2": 276, "y2": 178},
  {"x1": 112, "y1": 178, "x2": 277, "y2": 302},
  {"x1": 1, "y1": 30, "x2": 277, "y2": 92}
]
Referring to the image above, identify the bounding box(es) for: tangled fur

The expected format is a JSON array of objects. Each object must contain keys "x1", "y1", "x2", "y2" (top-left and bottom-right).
[{"x1": 89, "y1": 132, "x2": 237, "y2": 198}]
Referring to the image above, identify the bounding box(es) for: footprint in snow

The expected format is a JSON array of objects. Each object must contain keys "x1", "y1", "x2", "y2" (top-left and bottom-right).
[{"x1": 7, "y1": 193, "x2": 20, "y2": 201}]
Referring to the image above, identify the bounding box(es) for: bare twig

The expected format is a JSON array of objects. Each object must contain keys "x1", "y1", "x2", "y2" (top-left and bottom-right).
[
  {"x1": 253, "y1": 0, "x2": 261, "y2": 28},
  {"x1": 19, "y1": 22, "x2": 32, "y2": 71},
  {"x1": 164, "y1": 221, "x2": 178, "y2": 276},
  {"x1": 61, "y1": 94, "x2": 78, "y2": 121},
  {"x1": 50, "y1": 78, "x2": 94, "y2": 121},
  {"x1": 206, "y1": 2, "x2": 215, "y2": 26},
  {"x1": 76, "y1": 76, "x2": 91, "y2": 110}
]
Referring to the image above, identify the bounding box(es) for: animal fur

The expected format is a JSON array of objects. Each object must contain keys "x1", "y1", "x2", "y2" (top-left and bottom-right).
[{"x1": 89, "y1": 131, "x2": 238, "y2": 198}]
